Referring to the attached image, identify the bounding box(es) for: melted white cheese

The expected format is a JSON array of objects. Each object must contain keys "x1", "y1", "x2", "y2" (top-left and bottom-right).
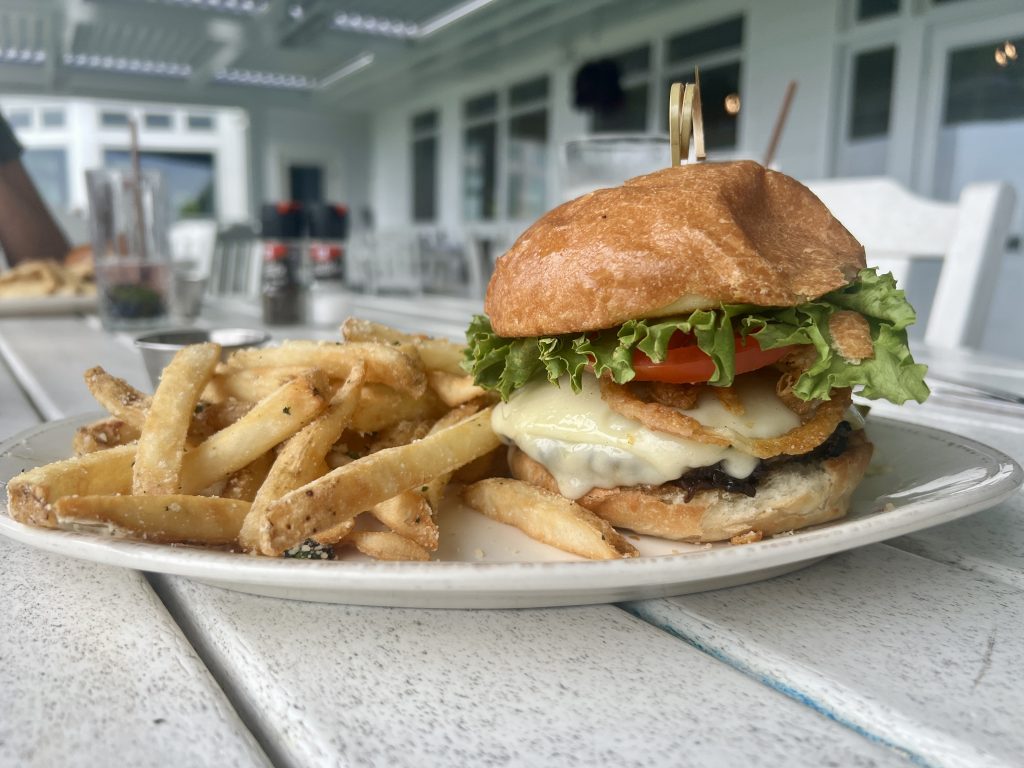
[{"x1": 491, "y1": 373, "x2": 801, "y2": 499}]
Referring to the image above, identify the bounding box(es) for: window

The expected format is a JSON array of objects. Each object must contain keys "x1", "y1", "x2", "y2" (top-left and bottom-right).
[
  {"x1": 6, "y1": 110, "x2": 31, "y2": 130},
  {"x1": 41, "y1": 109, "x2": 65, "y2": 129},
  {"x1": 664, "y1": 15, "x2": 744, "y2": 150},
  {"x1": 943, "y1": 36, "x2": 1024, "y2": 125},
  {"x1": 591, "y1": 46, "x2": 650, "y2": 134},
  {"x1": 463, "y1": 92, "x2": 498, "y2": 221},
  {"x1": 411, "y1": 110, "x2": 438, "y2": 222},
  {"x1": 101, "y1": 111, "x2": 129, "y2": 128},
  {"x1": 104, "y1": 149, "x2": 215, "y2": 218},
  {"x1": 667, "y1": 16, "x2": 743, "y2": 62},
  {"x1": 289, "y1": 165, "x2": 324, "y2": 206},
  {"x1": 856, "y1": 0, "x2": 900, "y2": 21},
  {"x1": 187, "y1": 114, "x2": 214, "y2": 131},
  {"x1": 507, "y1": 76, "x2": 549, "y2": 220},
  {"x1": 22, "y1": 149, "x2": 69, "y2": 212},
  {"x1": 849, "y1": 46, "x2": 896, "y2": 138},
  {"x1": 145, "y1": 113, "x2": 173, "y2": 130}
]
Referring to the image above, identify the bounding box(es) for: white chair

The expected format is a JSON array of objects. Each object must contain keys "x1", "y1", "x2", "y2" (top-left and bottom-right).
[
  {"x1": 208, "y1": 223, "x2": 260, "y2": 298},
  {"x1": 169, "y1": 219, "x2": 218, "y2": 278},
  {"x1": 805, "y1": 178, "x2": 1016, "y2": 350}
]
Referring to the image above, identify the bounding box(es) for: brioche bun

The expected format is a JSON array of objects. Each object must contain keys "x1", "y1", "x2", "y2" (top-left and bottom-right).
[
  {"x1": 507, "y1": 428, "x2": 873, "y2": 542},
  {"x1": 486, "y1": 160, "x2": 865, "y2": 337}
]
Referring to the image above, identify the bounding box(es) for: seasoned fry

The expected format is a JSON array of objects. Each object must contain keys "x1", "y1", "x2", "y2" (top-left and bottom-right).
[
  {"x1": 427, "y1": 370, "x2": 490, "y2": 408},
  {"x1": 133, "y1": 343, "x2": 221, "y2": 495},
  {"x1": 202, "y1": 365, "x2": 309, "y2": 403},
  {"x1": 238, "y1": 364, "x2": 365, "y2": 551},
  {"x1": 347, "y1": 531, "x2": 431, "y2": 562},
  {"x1": 367, "y1": 419, "x2": 432, "y2": 453},
  {"x1": 260, "y1": 408, "x2": 500, "y2": 555},
  {"x1": 351, "y1": 383, "x2": 447, "y2": 433},
  {"x1": 191, "y1": 398, "x2": 253, "y2": 438},
  {"x1": 6, "y1": 445, "x2": 136, "y2": 528},
  {"x1": 371, "y1": 491, "x2": 438, "y2": 550},
  {"x1": 222, "y1": 452, "x2": 275, "y2": 502},
  {"x1": 55, "y1": 494, "x2": 249, "y2": 545},
  {"x1": 341, "y1": 317, "x2": 467, "y2": 376},
  {"x1": 84, "y1": 367, "x2": 151, "y2": 430},
  {"x1": 73, "y1": 416, "x2": 140, "y2": 455},
  {"x1": 463, "y1": 478, "x2": 638, "y2": 560},
  {"x1": 179, "y1": 370, "x2": 329, "y2": 494},
  {"x1": 227, "y1": 340, "x2": 426, "y2": 397}
]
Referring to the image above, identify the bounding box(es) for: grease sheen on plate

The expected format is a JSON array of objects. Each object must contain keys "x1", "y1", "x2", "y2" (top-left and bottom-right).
[{"x1": 0, "y1": 415, "x2": 1019, "y2": 609}]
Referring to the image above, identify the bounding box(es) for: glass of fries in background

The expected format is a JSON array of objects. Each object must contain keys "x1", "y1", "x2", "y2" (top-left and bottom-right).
[{"x1": 5, "y1": 319, "x2": 638, "y2": 562}]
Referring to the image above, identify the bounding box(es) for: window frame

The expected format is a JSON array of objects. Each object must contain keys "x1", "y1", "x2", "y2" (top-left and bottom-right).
[{"x1": 411, "y1": 108, "x2": 440, "y2": 223}]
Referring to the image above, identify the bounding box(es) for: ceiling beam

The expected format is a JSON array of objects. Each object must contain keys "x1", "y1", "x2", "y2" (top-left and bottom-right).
[{"x1": 316, "y1": 0, "x2": 563, "y2": 104}]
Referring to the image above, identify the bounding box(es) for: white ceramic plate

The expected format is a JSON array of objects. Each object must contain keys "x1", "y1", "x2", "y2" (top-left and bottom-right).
[
  {"x1": 0, "y1": 295, "x2": 96, "y2": 317},
  {"x1": 0, "y1": 415, "x2": 1019, "y2": 608}
]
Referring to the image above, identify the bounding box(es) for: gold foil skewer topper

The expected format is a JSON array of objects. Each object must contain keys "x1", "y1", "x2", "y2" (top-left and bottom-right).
[{"x1": 669, "y1": 68, "x2": 706, "y2": 166}]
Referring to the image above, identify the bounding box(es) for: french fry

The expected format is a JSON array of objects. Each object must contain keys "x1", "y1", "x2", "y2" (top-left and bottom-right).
[
  {"x1": 427, "y1": 369, "x2": 490, "y2": 408},
  {"x1": 368, "y1": 403, "x2": 481, "y2": 548},
  {"x1": 84, "y1": 367, "x2": 151, "y2": 430},
  {"x1": 55, "y1": 494, "x2": 250, "y2": 545},
  {"x1": 347, "y1": 531, "x2": 430, "y2": 562},
  {"x1": 371, "y1": 491, "x2": 438, "y2": 550},
  {"x1": 202, "y1": 365, "x2": 309, "y2": 403},
  {"x1": 238, "y1": 364, "x2": 365, "y2": 551},
  {"x1": 222, "y1": 452, "x2": 275, "y2": 502},
  {"x1": 6, "y1": 445, "x2": 136, "y2": 528},
  {"x1": 190, "y1": 398, "x2": 253, "y2": 440},
  {"x1": 73, "y1": 416, "x2": 141, "y2": 455},
  {"x1": 179, "y1": 370, "x2": 329, "y2": 494},
  {"x1": 463, "y1": 478, "x2": 639, "y2": 560},
  {"x1": 260, "y1": 408, "x2": 501, "y2": 555},
  {"x1": 227, "y1": 340, "x2": 426, "y2": 397},
  {"x1": 367, "y1": 419, "x2": 432, "y2": 453},
  {"x1": 134, "y1": 343, "x2": 221, "y2": 495},
  {"x1": 350, "y1": 383, "x2": 447, "y2": 433},
  {"x1": 341, "y1": 317, "x2": 467, "y2": 376}
]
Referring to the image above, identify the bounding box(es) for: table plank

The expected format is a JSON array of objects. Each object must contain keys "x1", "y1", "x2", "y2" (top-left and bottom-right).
[
  {"x1": 156, "y1": 576, "x2": 908, "y2": 768},
  {"x1": 0, "y1": 339, "x2": 42, "y2": 439},
  {"x1": 0, "y1": 539, "x2": 272, "y2": 768},
  {"x1": 625, "y1": 544, "x2": 1024, "y2": 768},
  {"x1": 0, "y1": 316, "x2": 149, "y2": 419},
  {"x1": 0, "y1": 319, "x2": 272, "y2": 768}
]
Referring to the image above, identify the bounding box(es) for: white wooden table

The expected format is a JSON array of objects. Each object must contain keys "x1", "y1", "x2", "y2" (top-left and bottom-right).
[{"x1": 1, "y1": 299, "x2": 1022, "y2": 768}]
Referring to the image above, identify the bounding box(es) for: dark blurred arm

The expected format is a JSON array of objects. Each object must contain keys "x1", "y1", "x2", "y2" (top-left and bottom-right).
[
  {"x1": 0, "y1": 115, "x2": 70, "y2": 266},
  {"x1": 0, "y1": 159, "x2": 71, "y2": 266}
]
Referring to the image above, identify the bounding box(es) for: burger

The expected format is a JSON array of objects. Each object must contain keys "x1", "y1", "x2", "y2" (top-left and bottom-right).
[{"x1": 463, "y1": 161, "x2": 929, "y2": 543}]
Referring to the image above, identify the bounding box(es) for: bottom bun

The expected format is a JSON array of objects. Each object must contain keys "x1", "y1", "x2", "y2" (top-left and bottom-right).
[{"x1": 507, "y1": 429, "x2": 874, "y2": 542}]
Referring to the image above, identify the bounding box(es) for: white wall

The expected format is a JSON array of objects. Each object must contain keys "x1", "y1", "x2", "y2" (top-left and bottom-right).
[
  {"x1": 369, "y1": 0, "x2": 844, "y2": 233},
  {"x1": 251, "y1": 106, "x2": 371, "y2": 221}
]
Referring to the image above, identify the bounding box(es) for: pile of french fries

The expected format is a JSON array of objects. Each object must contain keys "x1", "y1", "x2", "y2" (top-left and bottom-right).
[{"x1": 5, "y1": 318, "x2": 638, "y2": 561}]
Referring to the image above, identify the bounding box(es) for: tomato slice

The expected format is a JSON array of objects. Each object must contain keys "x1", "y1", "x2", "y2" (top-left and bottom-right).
[{"x1": 631, "y1": 333, "x2": 796, "y2": 384}]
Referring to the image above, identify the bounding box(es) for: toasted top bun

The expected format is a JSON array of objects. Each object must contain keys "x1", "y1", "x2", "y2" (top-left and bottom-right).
[{"x1": 486, "y1": 160, "x2": 865, "y2": 337}]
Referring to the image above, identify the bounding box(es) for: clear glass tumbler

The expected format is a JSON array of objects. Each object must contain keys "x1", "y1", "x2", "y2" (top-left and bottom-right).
[
  {"x1": 86, "y1": 169, "x2": 172, "y2": 331},
  {"x1": 560, "y1": 134, "x2": 671, "y2": 203}
]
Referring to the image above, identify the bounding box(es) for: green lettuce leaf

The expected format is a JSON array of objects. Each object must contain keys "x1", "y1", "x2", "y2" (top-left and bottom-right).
[{"x1": 463, "y1": 268, "x2": 930, "y2": 405}]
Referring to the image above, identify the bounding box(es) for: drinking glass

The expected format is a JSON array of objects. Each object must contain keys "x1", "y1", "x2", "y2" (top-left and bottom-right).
[
  {"x1": 86, "y1": 169, "x2": 172, "y2": 331},
  {"x1": 560, "y1": 134, "x2": 671, "y2": 203}
]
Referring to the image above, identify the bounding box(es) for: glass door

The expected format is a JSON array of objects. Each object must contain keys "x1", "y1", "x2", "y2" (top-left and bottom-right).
[{"x1": 919, "y1": 12, "x2": 1024, "y2": 241}]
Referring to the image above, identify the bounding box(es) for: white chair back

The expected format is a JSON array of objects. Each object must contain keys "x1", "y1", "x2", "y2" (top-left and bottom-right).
[
  {"x1": 805, "y1": 178, "x2": 1015, "y2": 350},
  {"x1": 169, "y1": 219, "x2": 218, "y2": 278},
  {"x1": 208, "y1": 223, "x2": 260, "y2": 298}
]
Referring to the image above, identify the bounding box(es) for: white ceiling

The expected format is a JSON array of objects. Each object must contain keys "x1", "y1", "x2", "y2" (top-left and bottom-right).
[{"x1": 0, "y1": 0, "x2": 679, "y2": 112}]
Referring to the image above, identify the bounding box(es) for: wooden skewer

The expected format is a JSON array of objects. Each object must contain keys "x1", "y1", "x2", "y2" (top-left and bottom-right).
[
  {"x1": 762, "y1": 80, "x2": 798, "y2": 168},
  {"x1": 668, "y1": 67, "x2": 706, "y2": 166}
]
